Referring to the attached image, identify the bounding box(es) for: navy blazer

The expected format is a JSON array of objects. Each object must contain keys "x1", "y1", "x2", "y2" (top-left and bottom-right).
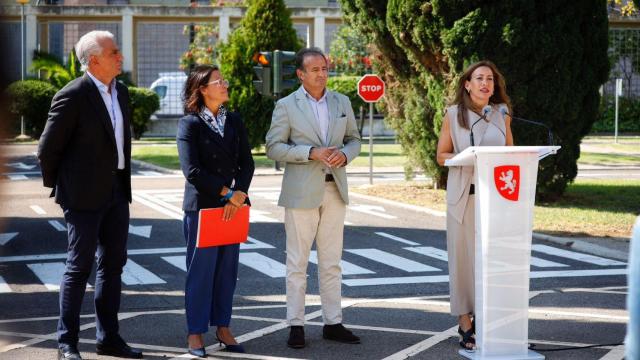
[
  {"x1": 37, "y1": 74, "x2": 132, "y2": 211},
  {"x1": 177, "y1": 111, "x2": 255, "y2": 211}
]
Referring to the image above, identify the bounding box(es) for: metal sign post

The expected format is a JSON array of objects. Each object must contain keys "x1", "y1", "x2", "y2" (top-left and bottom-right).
[{"x1": 357, "y1": 74, "x2": 385, "y2": 185}]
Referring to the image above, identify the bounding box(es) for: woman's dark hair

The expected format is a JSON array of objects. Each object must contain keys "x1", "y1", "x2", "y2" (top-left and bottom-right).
[
  {"x1": 183, "y1": 64, "x2": 219, "y2": 114},
  {"x1": 450, "y1": 60, "x2": 512, "y2": 130}
]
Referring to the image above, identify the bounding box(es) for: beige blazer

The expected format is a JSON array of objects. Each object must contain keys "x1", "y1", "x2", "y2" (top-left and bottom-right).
[
  {"x1": 446, "y1": 104, "x2": 507, "y2": 223},
  {"x1": 265, "y1": 86, "x2": 361, "y2": 209}
]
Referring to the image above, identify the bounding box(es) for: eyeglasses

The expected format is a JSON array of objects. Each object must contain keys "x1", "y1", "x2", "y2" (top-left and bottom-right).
[{"x1": 206, "y1": 79, "x2": 229, "y2": 88}]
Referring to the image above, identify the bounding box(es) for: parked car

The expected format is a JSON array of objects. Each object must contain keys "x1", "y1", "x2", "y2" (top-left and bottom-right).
[{"x1": 149, "y1": 72, "x2": 187, "y2": 116}]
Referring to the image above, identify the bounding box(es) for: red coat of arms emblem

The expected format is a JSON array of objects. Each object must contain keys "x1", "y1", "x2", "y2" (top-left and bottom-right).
[{"x1": 494, "y1": 165, "x2": 520, "y2": 201}]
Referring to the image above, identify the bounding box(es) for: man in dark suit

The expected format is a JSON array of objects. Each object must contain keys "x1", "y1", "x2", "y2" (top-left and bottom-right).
[{"x1": 38, "y1": 30, "x2": 142, "y2": 360}]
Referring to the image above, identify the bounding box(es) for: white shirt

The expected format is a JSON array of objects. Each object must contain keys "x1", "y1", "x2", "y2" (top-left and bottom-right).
[
  {"x1": 87, "y1": 71, "x2": 125, "y2": 170},
  {"x1": 302, "y1": 86, "x2": 330, "y2": 145}
]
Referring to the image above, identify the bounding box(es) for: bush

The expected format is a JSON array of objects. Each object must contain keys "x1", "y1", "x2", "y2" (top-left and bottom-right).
[
  {"x1": 327, "y1": 76, "x2": 366, "y2": 114},
  {"x1": 217, "y1": 0, "x2": 301, "y2": 148},
  {"x1": 593, "y1": 97, "x2": 640, "y2": 133},
  {"x1": 5, "y1": 80, "x2": 57, "y2": 138},
  {"x1": 128, "y1": 87, "x2": 160, "y2": 139}
]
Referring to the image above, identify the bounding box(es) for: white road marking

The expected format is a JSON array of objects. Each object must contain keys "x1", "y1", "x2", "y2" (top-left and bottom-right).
[
  {"x1": 48, "y1": 220, "x2": 66, "y2": 232},
  {"x1": 0, "y1": 276, "x2": 12, "y2": 293},
  {"x1": 122, "y1": 259, "x2": 166, "y2": 285},
  {"x1": 241, "y1": 236, "x2": 275, "y2": 250},
  {"x1": 239, "y1": 252, "x2": 286, "y2": 278},
  {"x1": 529, "y1": 256, "x2": 569, "y2": 268},
  {"x1": 29, "y1": 205, "x2": 46, "y2": 215},
  {"x1": 404, "y1": 246, "x2": 449, "y2": 262},
  {"x1": 162, "y1": 256, "x2": 187, "y2": 272},
  {"x1": 532, "y1": 244, "x2": 626, "y2": 266},
  {"x1": 0, "y1": 232, "x2": 18, "y2": 246},
  {"x1": 7, "y1": 162, "x2": 35, "y2": 170},
  {"x1": 8, "y1": 175, "x2": 28, "y2": 180},
  {"x1": 382, "y1": 325, "x2": 458, "y2": 360},
  {"x1": 128, "y1": 224, "x2": 152, "y2": 238},
  {"x1": 349, "y1": 204, "x2": 397, "y2": 219},
  {"x1": 137, "y1": 171, "x2": 162, "y2": 176},
  {"x1": 343, "y1": 268, "x2": 628, "y2": 286},
  {"x1": 346, "y1": 248, "x2": 441, "y2": 272},
  {"x1": 375, "y1": 232, "x2": 420, "y2": 245},
  {"x1": 27, "y1": 262, "x2": 66, "y2": 290},
  {"x1": 250, "y1": 209, "x2": 279, "y2": 223},
  {"x1": 309, "y1": 250, "x2": 375, "y2": 275}
]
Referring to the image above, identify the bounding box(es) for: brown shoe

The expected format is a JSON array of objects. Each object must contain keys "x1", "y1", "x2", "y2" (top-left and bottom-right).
[
  {"x1": 287, "y1": 326, "x2": 305, "y2": 348},
  {"x1": 322, "y1": 323, "x2": 360, "y2": 344}
]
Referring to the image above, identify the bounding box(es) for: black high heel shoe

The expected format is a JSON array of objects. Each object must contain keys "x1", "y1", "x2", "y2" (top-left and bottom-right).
[
  {"x1": 187, "y1": 335, "x2": 207, "y2": 358},
  {"x1": 215, "y1": 331, "x2": 245, "y2": 353}
]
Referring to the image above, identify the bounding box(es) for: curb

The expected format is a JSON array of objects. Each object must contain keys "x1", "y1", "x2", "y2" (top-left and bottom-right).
[{"x1": 131, "y1": 159, "x2": 181, "y2": 175}]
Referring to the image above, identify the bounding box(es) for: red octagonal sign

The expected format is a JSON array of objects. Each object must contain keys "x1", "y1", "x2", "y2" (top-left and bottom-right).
[{"x1": 358, "y1": 74, "x2": 385, "y2": 103}]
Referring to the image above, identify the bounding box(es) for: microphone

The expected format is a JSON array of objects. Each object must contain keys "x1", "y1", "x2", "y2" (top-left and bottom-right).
[
  {"x1": 498, "y1": 105, "x2": 554, "y2": 146},
  {"x1": 470, "y1": 105, "x2": 492, "y2": 146}
]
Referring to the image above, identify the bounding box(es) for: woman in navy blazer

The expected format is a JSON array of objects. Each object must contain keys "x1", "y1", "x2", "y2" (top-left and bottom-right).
[{"x1": 177, "y1": 65, "x2": 254, "y2": 357}]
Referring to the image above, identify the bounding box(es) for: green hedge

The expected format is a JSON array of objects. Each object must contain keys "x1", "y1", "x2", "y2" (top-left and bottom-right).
[
  {"x1": 327, "y1": 75, "x2": 366, "y2": 115},
  {"x1": 592, "y1": 97, "x2": 640, "y2": 133},
  {"x1": 128, "y1": 87, "x2": 160, "y2": 139},
  {"x1": 5, "y1": 80, "x2": 58, "y2": 138}
]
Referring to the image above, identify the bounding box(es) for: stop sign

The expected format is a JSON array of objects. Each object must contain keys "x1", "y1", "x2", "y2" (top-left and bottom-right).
[{"x1": 357, "y1": 74, "x2": 385, "y2": 103}]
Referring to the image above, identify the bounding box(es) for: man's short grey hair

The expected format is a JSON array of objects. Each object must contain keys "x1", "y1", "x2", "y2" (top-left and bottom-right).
[
  {"x1": 295, "y1": 47, "x2": 327, "y2": 71},
  {"x1": 74, "y1": 30, "x2": 115, "y2": 72}
]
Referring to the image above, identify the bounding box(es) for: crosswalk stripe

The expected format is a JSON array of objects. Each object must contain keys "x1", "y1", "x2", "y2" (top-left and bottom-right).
[
  {"x1": 309, "y1": 251, "x2": 375, "y2": 275},
  {"x1": 346, "y1": 249, "x2": 441, "y2": 272},
  {"x1": 29, "y1": 205, "x2": 46, "y2": 215},
  {"x1": 48, "y1": 220, "x2": 67, "y2": 232},
  {"x1": 122, "y1": 259, "x2": 166, "y2": 285},
  {"x1": 162, "y1": 256, "x2": 187, "y2": 272},
  {"x1": 406, "y1": 246, "x2": 569, "y2": 268},
  {"x1": 532, "y1": 244, "x2": 626, "y2": 266},
  {"x1": 8, "y1": 175, "x2": 28, "y2": 180},
  {"x1": 239, "y1": 252, "x2": 286, "y2": 278},
  {"x1": 0, "y1": 276, "x2": 12, "y2": 293},
  {"x1": 404, "y1": 246, "x2": 448, "y2": 262},
  {"x1": 27, "y1": 263, "x2": 66, "y2": 290},
  {"x1": 375, "y1": 232, "x2": 420, "y2": 246},
  {"x1": 529, "y1": 256, "x2": 569, "y2": 268}
]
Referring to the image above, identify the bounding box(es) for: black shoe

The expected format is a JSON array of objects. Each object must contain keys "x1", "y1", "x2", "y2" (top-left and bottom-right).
[
  {"x1": 287, "y1": 326, "x2": 305, "y2": 349},
  {"x1": 322, "y1": 323, "x2": 360, "y2": 344},
  {"x1": 58, "y1": 344, "x2": 82, "y2": 360},
  {"x1": 215, "y1": 330, "x2": 245, "y2": 353},
  {"x1": 96, "y1": 336, "x2": 143, "y2": 359}
]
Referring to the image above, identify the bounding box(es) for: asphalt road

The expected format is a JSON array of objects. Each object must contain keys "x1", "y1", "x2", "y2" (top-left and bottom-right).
[{"x1": 0, "y1": 146, "x2": 630, "y2": 360}]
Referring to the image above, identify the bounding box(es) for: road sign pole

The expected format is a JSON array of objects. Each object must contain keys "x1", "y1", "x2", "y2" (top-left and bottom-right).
[
  {"x1": 615, "y1": 78, "x2": 621, "y2": 144},
  {"x1": 369, "y1": 102, "x2": 373, "y2": 185}
]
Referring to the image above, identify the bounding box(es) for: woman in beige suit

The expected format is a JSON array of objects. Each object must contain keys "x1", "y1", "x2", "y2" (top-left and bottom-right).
[{"x1": 436, "y1": 60, "x2": 514, "y2": 350}]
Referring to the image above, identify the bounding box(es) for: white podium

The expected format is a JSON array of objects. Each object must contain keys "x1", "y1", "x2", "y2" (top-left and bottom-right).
[{"x1": 445, "y1": 146, "x2": 560, "y2": 360}]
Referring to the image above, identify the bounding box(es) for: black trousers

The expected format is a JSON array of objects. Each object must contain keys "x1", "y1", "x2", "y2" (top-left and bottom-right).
[{"x1": 57, "y1": 173, "x2": 129, "y2": 346}]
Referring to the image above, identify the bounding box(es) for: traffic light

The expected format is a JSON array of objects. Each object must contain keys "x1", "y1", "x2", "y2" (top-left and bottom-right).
[
  {"x1": 252, "y1": 51, "x2": 272, "y2": 97},
  {"x1": 273, "y1": 50, "x2": 297, "y2": 96}
]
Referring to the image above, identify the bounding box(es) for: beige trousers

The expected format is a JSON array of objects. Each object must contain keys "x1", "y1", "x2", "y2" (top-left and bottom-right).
[
  {"x1": 446, "y1": 194, "x2": 475, "y2": 316},
  {"x1": 284, "y1": 182, "x2": 346, "y2": 326}
]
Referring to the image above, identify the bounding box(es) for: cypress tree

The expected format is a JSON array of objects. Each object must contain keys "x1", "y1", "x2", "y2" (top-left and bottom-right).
[
  {"x1": 340, "y1": 0, "x2": 610, "y2": 198},
  {"x1": 217, "y1": 0, "x2": 301, "y2": 148}
]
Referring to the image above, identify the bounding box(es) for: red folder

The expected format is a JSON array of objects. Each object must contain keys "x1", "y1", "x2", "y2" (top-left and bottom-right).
[{"x1": 196, "y1": 206, "x2": 250, "y2": 248}]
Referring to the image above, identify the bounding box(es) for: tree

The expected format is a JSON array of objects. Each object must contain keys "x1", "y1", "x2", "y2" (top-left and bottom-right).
[
  {"x1": 31, "y1": 50, "x2": 81, "y2": 89},
  {"x1": 328, "y1": 25, "x2": 372, "y2": 76},
  {"x1": 129, "y1": 87, "x2": 160, "y2": 139},
  {"x1": 216, "y1": 0, "x2": 301, "y2": 148},
  {"x1": 5, "y1": 80, "x2": 58, "y2": 138},
  {"x1": 179, "y1": 23, "x2": 219, "y2": 72},
  {"x1": 340, "y1": 0, "x2": 610, "y2": 199}
]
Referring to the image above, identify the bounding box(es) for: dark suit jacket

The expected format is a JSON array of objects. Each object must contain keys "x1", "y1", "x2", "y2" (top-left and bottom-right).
[
  {"x1": 37, "y1": 74, "x2": 132, "y2": 211},
  {"x1": 177, "y1": 112, "x2": 254, "y2": 211}
]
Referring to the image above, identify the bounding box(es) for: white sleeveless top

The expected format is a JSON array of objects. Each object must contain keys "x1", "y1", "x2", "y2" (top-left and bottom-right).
[{"x1": 445, "y1": 104, "x2": 507, "y2": 223}]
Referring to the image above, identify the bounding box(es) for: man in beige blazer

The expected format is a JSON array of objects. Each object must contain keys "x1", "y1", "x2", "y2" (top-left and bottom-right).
[{"x1": 265, "y1": 47, "x2": 361, "y2": 349}]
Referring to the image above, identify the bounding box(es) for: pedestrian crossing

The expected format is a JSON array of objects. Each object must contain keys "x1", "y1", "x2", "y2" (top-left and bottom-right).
[{"x1": 0, "y1": 237, "x2": 627, "y2": 293}]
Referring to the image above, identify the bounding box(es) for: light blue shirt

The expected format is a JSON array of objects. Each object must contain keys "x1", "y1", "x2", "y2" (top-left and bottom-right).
[
  {"x1": 86, "y1": 71, "x2": 125, "y2": 170},
  {"x1": 302, "y1": 86, "x2": 329, "y2": 145}
]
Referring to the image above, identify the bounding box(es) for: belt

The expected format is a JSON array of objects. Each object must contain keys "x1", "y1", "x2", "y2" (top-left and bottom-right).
[
  {"x1": 325, "y1": 174, "x2": 335, "y2": 182},
  {"x1": 469, "y1": 184, "x2": 475, "y2": 195}
]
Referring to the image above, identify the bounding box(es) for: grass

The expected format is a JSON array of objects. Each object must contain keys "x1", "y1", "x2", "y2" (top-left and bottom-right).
[
  {"x1": 352, "y1": 179, "x2": 639, "y2": 239},
  {"x1": 132, "y1": 143, "x2": 408, "y2": 170},
  {"x1": 578, "y1": 152, "x2": 640, "y2": 166}
]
